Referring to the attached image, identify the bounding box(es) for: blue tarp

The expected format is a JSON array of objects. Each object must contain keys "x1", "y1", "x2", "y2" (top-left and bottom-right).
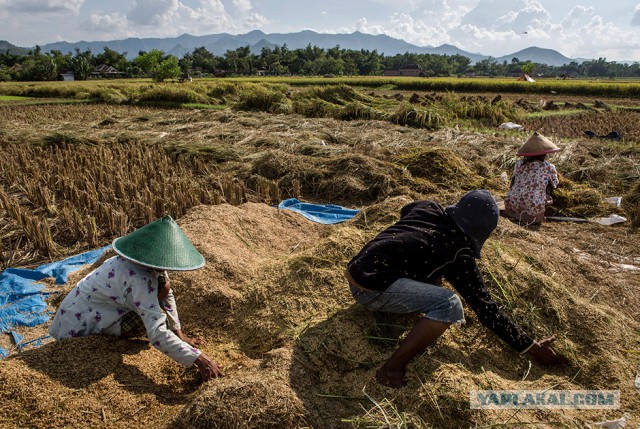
[
  {"x1": 0, "y1": 245, "x2": 111, "y2": 358},
  {"x1": 278, "y1": 198, "x2": 359, "y2": 224}
]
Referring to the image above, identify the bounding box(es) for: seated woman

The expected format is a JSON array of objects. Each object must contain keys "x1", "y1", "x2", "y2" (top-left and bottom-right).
[
  {"x1": 49, "y1": 216, "x2": 223, "y2": 381},
  {"x1": 504, "y1": 132, "x2": 561, "y2": 224}
]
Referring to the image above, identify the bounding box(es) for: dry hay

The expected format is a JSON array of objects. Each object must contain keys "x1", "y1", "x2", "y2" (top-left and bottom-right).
[
  {"x1": 351, "y1": 195, "x2": 412, "y2": 229},
  {"x1": 2, "y1": 103, "x2": 635, "y2": 268},
  {"x1": 622, "y1": 182, "x2": 640, "y2": 227},
  {"x1": 1, "y1": 104, "x2": 640, "y2": 428},
  {"x1": 2, "y1": 197, "x2": 640, "y2": 429},
  {"x1": 172, "y1": 370, "x2": 304, "y2": 429},
  {"x1": 316, "y1": 154, "x2": 412, "y2": 203},
  {"x1": 396, "y1": 146, "x2": 483, "y2": 191},
  {"x1": 524, "y1": 110, "x2": 640, "y2": 142},
  {"x1": 549, "y1": 177, "x2": 609, "y2": 217}
]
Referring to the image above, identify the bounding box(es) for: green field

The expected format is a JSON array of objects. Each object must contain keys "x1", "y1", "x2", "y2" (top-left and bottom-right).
[{"x1": 2, "y1": 77, "x2": 639, "y2": 139}]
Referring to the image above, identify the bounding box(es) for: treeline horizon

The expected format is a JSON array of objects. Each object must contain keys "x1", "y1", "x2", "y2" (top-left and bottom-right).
[{"x1": 1, "y1": 44, "x2": 640, "y2": 82}]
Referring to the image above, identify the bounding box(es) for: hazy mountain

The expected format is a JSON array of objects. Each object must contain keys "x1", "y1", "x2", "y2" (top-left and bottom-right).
[
  {"x1": 0, "y1": 40, "x2": 30, "y2": 55},
  {"x1": 36, "y1": 30, "x2": 488, "y2": 62},
  {"x1": 495, "y1": 46, "x2": 574, "y2": 67},
  {"x1": 7, "y1": 31, "x2": 591, "y2": 66}
]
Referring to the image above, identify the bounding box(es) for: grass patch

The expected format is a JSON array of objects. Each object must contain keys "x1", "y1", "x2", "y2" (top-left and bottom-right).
[
  {"x1": 524, "y1": 109, "x2": 587, "y2": 119},
  {"x1": 183, "y1": 103, "x2": 227, "y2": 110},
  {"x1": 0, "y1": 95, "x2": 30, "y2": 101},
  {"x1": 0, "y1": 97, "x2": 91, "y2": 106}
]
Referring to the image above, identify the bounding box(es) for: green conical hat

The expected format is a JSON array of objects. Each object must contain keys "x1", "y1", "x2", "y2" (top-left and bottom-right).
[{"x1": 113, "y1": 216, "x2": 205, "y2": 271}]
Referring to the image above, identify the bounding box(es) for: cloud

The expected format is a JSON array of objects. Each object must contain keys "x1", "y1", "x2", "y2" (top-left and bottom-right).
[
  {"x1": 353, "y1": 1, "x2": 472, "y2": 48},
  {"x1": 1, "y1": 0, "x2": 84, "y2": 14},
  {"x1": 232, "y1": 0, "x2": 252, "y2": 14},
  {"x1": 80, "y1": 12, "x2": 128, "y2": 33},
  {"x1": 245, "y1": 13, "x2": 269, "y2": 27},
  {"x1": 364, "y1": 0, "x2": 430, "y2": 12},
  {"x1": 568, "y1": 14, "x2": 640, "y2": 59},
  {"x1": 559, "y1": 5, "x2": 594, "y2": 30},
  {"x1": 632, "y1": 3, "x2": 640, "y2": 27},
  {"x1": 422, "y1": 0, "x2": 471, "y2": 27},
  {"x1": 344, "y1": 0, "x2": 640, "y2": 60},
  {"x1": 77, "y1": 0, "x2": 269, "y2": 41},
  {"x1": 127, "y1": 0, "x2": 179, "y2": 26}
]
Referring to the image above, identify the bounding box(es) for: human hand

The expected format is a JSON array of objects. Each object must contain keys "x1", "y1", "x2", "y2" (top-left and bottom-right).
[
  {"x1": 526, "y1": 334, "x2": 569, "y2": 366},
  {"x1": 194, "y1": 353, "x2": 224, "y2": 382},
  {"x1": 174, "y1": 329, "x2": 205, "y2": 347},
  {"x1": 182, "y1": 335, "x2": 205, "y2": 347},
  {"x1": 157, "y1": 277, "x2": 170, "y2": 302}
]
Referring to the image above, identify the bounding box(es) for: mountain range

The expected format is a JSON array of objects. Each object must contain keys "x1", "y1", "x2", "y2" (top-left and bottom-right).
[{"x1": 3, "y1": 30, "x2": 585, "y2": 66}]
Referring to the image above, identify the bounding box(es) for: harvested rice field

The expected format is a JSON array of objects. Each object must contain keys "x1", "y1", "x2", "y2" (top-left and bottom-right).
[{"x1": 0, "y1": 81, "x2": 639, "y2": 428}]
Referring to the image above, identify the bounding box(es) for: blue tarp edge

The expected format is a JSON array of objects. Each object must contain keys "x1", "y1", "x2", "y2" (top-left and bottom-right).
[
  {"x1": 278, "y1": 198, "x2": 359, "y2": 224},
  {"x1": 0, "y1": 245, "x2": 111, "y2": 358}
]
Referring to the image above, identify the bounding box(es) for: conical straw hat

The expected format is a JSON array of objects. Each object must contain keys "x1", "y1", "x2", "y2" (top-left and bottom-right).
[
  {"x1": 113, "y1": 216, "x2": 205, "y2": 271},
  {"x1": 516, "y1": 132, "x2": 560, "y2": 156}
]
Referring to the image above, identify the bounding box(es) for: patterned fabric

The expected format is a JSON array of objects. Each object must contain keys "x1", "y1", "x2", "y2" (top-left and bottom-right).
[
  {"x1": 49, "y1": 256, "x2": 200, "y2": 366},
  {"x1": 505, "y1": 159, "x2": 559, "y2": 221}
]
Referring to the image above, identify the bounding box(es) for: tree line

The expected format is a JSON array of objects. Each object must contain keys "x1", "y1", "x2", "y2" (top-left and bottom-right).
[{"x1": 1, "y1": 44, "x2": 639, "y2": 82}]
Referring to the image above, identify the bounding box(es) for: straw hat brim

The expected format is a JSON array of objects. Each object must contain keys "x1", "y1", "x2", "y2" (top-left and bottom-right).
[
  {"x1": 112, "y1": 243, "x2": 205, "y2": 271},
  {"x1": 112, "y1": 216, "x2": 205, "y2": 271},
  {"x1": 517, "y1": 132, "x2": 560, "y2": 157},
  {"x1": 517, "y1": 147, "x2": 561, "y2": 157}
]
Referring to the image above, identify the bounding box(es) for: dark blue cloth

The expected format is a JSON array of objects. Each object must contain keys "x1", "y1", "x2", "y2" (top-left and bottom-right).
[
  {"x1": 0, "y1": 245, "x2": 111, "y2": 357},
  {"x1": 278, "y1": 198, "x2": 359, "y2": 224},
  {"x1": 444, "y1": 190, "x2": 499, "y2": 259}
]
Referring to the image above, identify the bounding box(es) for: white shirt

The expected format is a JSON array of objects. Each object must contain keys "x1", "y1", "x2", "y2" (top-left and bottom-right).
[{"x1": 49, "y1": 256, "x2": 200, "y2": 366}]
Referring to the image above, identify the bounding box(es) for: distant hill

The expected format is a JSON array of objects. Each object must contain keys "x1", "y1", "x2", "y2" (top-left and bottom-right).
[
  {"x1": 36, "y1": 30, "x2": 488, "y2": 62},
  {"x1": 5, "y1": 31, "x2": 590, "y2": 66},
  {"x1": 495, "y1": 46, "x2": 575, "y2": 67},
  {"x1": 0, "y1": 40, "x2": 30, "y2": 56}
]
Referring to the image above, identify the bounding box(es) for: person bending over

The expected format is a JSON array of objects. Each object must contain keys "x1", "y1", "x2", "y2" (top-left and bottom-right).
[
  {"x1": 346, "y1": 190, "x2": 566, "y2": 388},
  {"x1": 49, "y1": 216, "x2": 223, "y2": 382}
]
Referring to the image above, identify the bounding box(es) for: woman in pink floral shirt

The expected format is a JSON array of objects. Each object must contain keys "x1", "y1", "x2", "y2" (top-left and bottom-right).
[
  {"x1": 504, "y1": 132, "x2": 560, "y2": 224},
  {"x1": 49, "y1": 216, "x2": 223, "y2": 381}
]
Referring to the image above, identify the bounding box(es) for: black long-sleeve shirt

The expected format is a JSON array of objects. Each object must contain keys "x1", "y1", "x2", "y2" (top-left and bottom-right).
[{"x1": 347, "y1": 200, "x2": 534, "y2": 353}]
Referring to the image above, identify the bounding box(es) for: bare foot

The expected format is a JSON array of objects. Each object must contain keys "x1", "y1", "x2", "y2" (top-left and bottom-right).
[{"x1": 376, "y1": 365, "x2": 407, "y2": 388}]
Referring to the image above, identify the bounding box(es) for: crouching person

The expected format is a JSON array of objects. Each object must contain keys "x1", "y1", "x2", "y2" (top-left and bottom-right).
[
  {"x1": 49, "y1": 216, "x2": 223, "y2": 382},
  {"x1": 346, "y1": 190, "x2": 566, "y2": 388}
]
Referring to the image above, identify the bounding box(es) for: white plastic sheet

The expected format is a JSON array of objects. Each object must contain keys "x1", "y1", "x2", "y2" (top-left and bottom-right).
[
  {"x1": 498, "y1": 122, "x2": 525, "y2": 130},
  {"x1": 592, "y1": 214, "x2": 627, "y2": 226}
]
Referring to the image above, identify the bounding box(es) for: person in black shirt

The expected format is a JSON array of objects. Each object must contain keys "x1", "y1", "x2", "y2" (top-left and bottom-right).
[{"x1": 346, "y1": 190, "x2": 566, "y2": 388}]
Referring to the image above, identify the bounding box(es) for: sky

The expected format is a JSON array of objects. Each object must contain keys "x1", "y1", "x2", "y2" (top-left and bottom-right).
[{"x1": 0, "y1": 0, "x2": 639, "y2": 61}]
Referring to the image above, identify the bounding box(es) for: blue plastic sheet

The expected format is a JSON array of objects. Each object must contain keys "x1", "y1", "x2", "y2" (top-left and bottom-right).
[
  {"x1": 278, "y1": 198, "x2": 359, "y2": 224},
  {"x1": 0, "y1": 245, "x2": 111, "y2": 357}
]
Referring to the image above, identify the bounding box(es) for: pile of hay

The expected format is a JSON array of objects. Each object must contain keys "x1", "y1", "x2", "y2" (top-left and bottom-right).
[
  {"x1": 1, "y1": 104, "x2": 639, "y2": 428},
  {"x1": 623, "y1": 182, "x2": 640, "y2": 227},
  {"x1": 2, "y1": 199, "x2": 638, "y2": 428},
  {"x1": 172, "y1": 371, "x2": 304, "y2": 429},
  {"x1": 548, "y1": 177, "x2": 609, "y2": 217}
]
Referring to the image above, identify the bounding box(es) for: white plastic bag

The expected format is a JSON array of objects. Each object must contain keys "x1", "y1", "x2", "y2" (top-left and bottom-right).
[
  {"x1": 603, "y1": 197, "x2": 622, "y2": 207},
  {"x1": 589, "y1": 415, "x2": 626, "y2": 428},
  {"x1": 498, "y1": 122, "x2": 524, "y2": 130},
  {"x1": 592, "y1": 214, "x2": 627, "y2": 226}
]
